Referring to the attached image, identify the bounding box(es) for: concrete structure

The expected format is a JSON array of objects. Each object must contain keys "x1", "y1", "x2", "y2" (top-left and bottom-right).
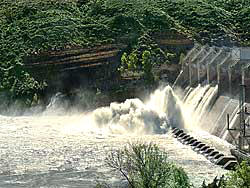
[
  {"x1": 197, "y1": 146, "x2": 210, "y2": 153},
  {"x1": 182, "y1": 137, "x2": 194, "y2": 143},
  {"x1": 205, "y1": 151, "x2": 219, "y2": 158},
  {"x1": 223, "y1": 160, "x2": 238, "y2": 170},
  {"x1": 177, "y1": 134, "x2": 190, "y2": 140},
  {"x1": 186, "y1": 138, "x2": 198, "y2": 145},
  {"x1": 215, "y1": 156, "x2": 237, "y2": 166},
  {"x1": 177, "y1": 45, "x2": 250, "y2": 101},
  {"x1": 190, "y1": 141, "x2": 202, "y2": 147},
  {"x1": 210, "y1": 153, "x2": 224, "y2": 163},
  {"x1": 172, "y1": 129, "x2": 238, "y2": 168},
  {"x1": 201, "y1": 148, "x2": 214, "y2": 155},
  {"x1": 192, "y1": 143, "x2": 206, "y2": 151},
  {"x1": 175, "y1": 45, "x2": 250, "y2": 151}
]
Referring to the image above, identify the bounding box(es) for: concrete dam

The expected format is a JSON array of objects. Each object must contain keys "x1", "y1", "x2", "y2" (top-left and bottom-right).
[{"x1": 174, "y1": 44, "x2": 250, "y2": 151}]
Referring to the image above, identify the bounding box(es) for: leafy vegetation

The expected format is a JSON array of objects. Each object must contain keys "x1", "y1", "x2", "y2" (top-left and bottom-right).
[
  {"x1": 0, "y1": 0, "x2": 250, "y2": 103},
  {"x1": 202, "y1": 161, "x2": 250, "y2": 188},
  {"x1": 119, "y1": 34, "x2": 171, "y2": 83},
  {"x1": 104, "y1": 142, "x2": 191, "y2": 188},
  {"x1": 223, "y1": 161, "x2": 250, "y2": 188}
]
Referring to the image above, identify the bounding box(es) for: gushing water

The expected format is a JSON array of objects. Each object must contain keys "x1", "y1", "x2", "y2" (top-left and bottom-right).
[
  {"x1": 0, "y1": 85, "x2": 230, "y2": 187},
  {"x1": 182, "y1": 84, "x2": 218, "y2": 130},
  {"x1": 65, "y1": 86, "x2": 186, "y2": 135}
]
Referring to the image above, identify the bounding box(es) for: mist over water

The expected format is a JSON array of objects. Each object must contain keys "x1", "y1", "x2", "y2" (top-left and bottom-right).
[
  {"x1": 0, "y1": 85, "x2": 231, "y2": 187},
  {"x1": 51, "y1": 86, "x2": 186, "y2": 135},
  {"x1": 90, "y1": 86, "x2": 186, "y2": 134}
]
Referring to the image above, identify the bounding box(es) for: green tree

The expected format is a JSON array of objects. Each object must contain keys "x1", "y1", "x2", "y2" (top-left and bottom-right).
[{"x1": 142, "y1": 50, "x2": 154, "y2": 82}]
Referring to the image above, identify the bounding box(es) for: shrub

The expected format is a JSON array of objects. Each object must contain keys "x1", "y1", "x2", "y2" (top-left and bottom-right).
[
  {"x1": 223, "y1": 161, "x2": 250, "y2": 188},
  {"x1": 105, "y1": 142, "x2": 191, "y2": 188},
  {"x1": 202, "y1": 161, "x2": 250, "y2": 188}
]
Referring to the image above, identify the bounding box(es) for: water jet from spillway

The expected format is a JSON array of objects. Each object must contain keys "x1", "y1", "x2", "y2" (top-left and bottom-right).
[
  {"x1": 87, "y1": 84, "x2": 224, "y2": 135},
  {"x1": 89, "y1": 86, "x2": 185, "y2": 135},
  {"x1": 179, "y1": 84, "x2": 219, "y2": 132}
]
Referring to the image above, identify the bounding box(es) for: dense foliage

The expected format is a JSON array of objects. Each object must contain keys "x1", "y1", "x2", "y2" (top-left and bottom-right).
[
  {"x1": 119, "y1": 34, "x2": 171, "y2": 83},
  {"x1": 0, "y1": 0, "x2": 250, "y2": 102},
  {"x1": 202, "y1": 161, "x2": 250, "y2": 188},
  {"x1": 223, "y1": 161, "x2": 250, "y2": 188}
]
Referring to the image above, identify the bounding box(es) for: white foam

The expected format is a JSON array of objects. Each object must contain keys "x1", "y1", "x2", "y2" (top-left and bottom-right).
[{"x1": 86, "y1": 86, "x2": 185, "y2": 134}]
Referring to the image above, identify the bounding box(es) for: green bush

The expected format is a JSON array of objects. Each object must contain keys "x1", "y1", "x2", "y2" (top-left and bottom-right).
[
  {"x1": 202, "y1": 161, "x2": 250, "y2": 188},
  {"x1": 118, "y1": 34, "x2": 169, "y2": 83},
  {"x1": 223, "y1": 161, "x2": 250, "y2": 188},
  {"x1": 105, "y1": 142, "x2": 191, "y2": 188}
]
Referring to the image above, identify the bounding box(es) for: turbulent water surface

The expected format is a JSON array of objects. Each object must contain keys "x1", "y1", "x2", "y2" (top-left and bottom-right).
[{"x1": 0, "y1": 86, "x2": 232, "y2": 187}]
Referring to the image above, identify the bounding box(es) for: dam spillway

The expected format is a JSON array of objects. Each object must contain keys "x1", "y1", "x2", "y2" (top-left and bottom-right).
[
  {"x1": 174, "y1": 44, "x2": 250, "y2": 152},
  {"x1": 175, "y1": 45, "x2": 250, "y2": 99}
]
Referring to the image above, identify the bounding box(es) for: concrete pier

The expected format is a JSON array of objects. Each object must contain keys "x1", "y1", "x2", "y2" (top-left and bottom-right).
[
  {"x1": 180, "y1": 45, "x2": 250, "y2": 102},
  {"x1": 172, "y1": 129, "x2": 237, "y2": 169}
]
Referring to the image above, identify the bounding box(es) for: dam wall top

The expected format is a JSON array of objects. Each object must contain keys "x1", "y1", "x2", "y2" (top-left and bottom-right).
[
  {"x1": 232, "y1": 48, "x2": 250, "y2": 60},
  {"x1": 184, "y1": 45, "x2": 250, "y2": 68}
]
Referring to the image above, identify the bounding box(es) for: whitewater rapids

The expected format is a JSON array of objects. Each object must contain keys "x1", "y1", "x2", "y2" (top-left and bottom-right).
[{"x1": 0, "y1": 86, "x2": 230, "y2": 187}]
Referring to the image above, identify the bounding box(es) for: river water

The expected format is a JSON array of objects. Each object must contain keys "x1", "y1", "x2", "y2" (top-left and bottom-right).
[{"x1": 0, "y1": 86, "x2": 232, "y2": 187}]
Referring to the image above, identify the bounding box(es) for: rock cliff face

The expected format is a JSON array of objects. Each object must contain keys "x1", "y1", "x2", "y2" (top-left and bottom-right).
[
  {"x1": 23, "y1": 44, "x2": 126, "y2": 94},
  {"x1": 23, "y1": 33, "x2": 194, "y2": 93},
  {"x1": 25, "y1": 45, "x2": 124, "y2": 77}
]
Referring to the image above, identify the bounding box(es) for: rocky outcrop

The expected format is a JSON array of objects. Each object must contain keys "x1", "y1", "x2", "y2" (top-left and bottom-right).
[{"x1": 24, "y1": 44, "x2": 126, "y2": 79}]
